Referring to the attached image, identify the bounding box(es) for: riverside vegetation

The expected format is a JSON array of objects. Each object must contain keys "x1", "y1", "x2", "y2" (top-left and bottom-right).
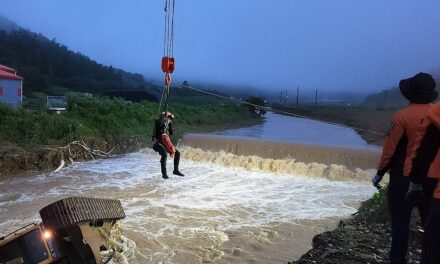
[{"x1": 0, "y1": 96, "x2": 262, "y2": 176}]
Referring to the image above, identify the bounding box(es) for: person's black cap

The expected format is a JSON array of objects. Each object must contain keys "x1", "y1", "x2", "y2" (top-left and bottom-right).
[{"x1": 399, "y1": 72, "x2": 438, "y2": 104}]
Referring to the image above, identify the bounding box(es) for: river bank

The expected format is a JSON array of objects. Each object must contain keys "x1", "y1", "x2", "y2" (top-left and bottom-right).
[
  {"x1": 291, "y1": 216, "x2": 423, "y2": 264},
  {"x1": 0, "y1": 98, "x2": 263, "y2": 177},
  {"x1": 291, "y1": 189, "x2": 424, "y2": 264},
  {"x1": 0, "y1": 117, "x2": 263, "y2": 178},
  {"x1": 0, "y1": 137, "x2": 145, "y2": 177}
]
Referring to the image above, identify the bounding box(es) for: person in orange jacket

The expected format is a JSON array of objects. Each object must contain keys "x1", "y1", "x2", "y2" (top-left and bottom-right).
[
  {"x1": 152, "y1": 111, "x2": 184, "y2": 179},
  {"x1": 372, "y1": 72, "x2": 438, "y2": 264},
  {"x1": 407, "y1": 103, "x2": 440, "y2": 264}
]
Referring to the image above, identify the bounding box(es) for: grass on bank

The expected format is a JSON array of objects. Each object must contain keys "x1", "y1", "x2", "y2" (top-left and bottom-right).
[
  {"x1": 354, "y1": 187, "x2": 389, "y2": 223},
  {"x1": 0, "y1": 96, "x2": 262, "y2": 147}
]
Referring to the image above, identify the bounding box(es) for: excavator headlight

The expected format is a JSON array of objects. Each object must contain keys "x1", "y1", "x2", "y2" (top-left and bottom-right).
[{"x1": 43, "y1": 230, "x2": 52, "y2": 240}]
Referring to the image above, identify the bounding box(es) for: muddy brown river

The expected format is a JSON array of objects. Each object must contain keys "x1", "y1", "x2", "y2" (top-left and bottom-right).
[{"x1": 0, "y1": 113, "x2": 378, "y2": 263}]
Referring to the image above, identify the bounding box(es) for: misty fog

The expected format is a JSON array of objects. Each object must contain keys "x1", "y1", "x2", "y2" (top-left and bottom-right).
[{"x1": 1, "y1": 0, "x2": 440, "y2": 99}]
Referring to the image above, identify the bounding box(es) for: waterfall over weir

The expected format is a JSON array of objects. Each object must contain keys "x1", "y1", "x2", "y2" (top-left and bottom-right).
[{"x1": 179, "y1": 134, "x2": 381, "y2": 182}]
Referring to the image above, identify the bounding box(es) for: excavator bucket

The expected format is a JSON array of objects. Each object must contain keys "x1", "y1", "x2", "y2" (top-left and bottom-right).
[
  {"x1": 39, "y1": 196, "x2": 125, "y2": 231},
  {"x1": 0, "y1": 197, "x2": 126, "y2": 264}
]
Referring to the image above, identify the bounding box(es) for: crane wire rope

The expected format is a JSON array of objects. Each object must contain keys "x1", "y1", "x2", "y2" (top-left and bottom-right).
[
  {"x1": 157, "y1": 83, "x2": 167, "y2": 116},
  {"x1": 158, "y1": 0, "x2": 176, "y2": 115},
  {"x1": 156, "y1": 1, "x2": 383, "y2": 137},
  {"x1": 180, "y1": 83, "x2": 385, "y2": 136}
]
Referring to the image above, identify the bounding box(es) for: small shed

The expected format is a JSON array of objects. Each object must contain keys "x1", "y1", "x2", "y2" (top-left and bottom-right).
[{"x1": 0, "y1": 65, "x2": 23, "y2": 108}]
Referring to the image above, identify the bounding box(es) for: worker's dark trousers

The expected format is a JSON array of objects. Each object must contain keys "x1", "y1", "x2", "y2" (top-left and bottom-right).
[
  {"x1": 388, "y1": 176, "x2": 428, "y2": 264},
  {"x1": 422, "y1": 198, "x2": 440, "y2": 264},
  {"x1": 153, "y1": 143, "x2": 180, "y2": 177}
]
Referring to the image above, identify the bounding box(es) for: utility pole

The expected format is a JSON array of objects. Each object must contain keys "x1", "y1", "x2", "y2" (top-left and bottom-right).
[
  {"x1": 315, "y1": 89, "x2": 318, "y2": 108},
  {"x1": 280, "y1": 91, "x2": 282, "y2": 103},
  {"x1": 285, "y1": 90, "x2": 287, "y2": 105},
  {"x1": 296, "y1": 86, "x2": 299, "y2": 107}
]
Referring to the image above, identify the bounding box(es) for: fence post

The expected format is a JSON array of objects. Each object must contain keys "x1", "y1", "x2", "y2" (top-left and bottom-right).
[{"x1": 315, "y1": 90, "x2": 318, "y2": 107}]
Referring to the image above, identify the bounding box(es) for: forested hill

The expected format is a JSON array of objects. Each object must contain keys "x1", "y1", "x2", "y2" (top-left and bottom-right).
[
  {"x1": 0, "y1": 17, "x2": 154, "y2": 95},
  {"x1": 0, "y1": 15, "x2": 19, "y2": 32}
]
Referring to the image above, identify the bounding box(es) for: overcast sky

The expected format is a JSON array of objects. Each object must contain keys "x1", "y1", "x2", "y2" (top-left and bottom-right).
[{"x1": 2, "y1": 0, "x2": 440, "y2": 93}]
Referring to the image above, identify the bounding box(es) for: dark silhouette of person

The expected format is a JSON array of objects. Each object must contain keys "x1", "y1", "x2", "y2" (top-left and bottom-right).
[{"x1": 407, "y1": 102, "x2": 440, "y2": 264}]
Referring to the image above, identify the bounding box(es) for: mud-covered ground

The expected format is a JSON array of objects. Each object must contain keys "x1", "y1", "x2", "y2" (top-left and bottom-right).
[{"x1": 291, "y1": 217, "x2": 423, "y2": 264}]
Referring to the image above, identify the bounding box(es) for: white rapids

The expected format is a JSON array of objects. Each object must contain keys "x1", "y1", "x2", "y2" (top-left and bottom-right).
[
  {"x1": 0, "y1": 113, "x2": 380, "y2": 263},
  {"x1": 0, "y1": 149, "x2": 375, "y2": 263}
]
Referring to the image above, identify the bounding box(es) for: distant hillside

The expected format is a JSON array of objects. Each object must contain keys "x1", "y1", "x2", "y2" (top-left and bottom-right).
[
  {"x1": 364, "y1": 87, "x2": 408, "y2": 109},
  {"x1": 0, "y1": 16, "x2": 156, "y2": 95},
  {"x1": 0, "y1": 15, "x2": 19, "y2": 32},
  {"x1": 364, "y1": 80, "x2": 439, "y2": 109}
]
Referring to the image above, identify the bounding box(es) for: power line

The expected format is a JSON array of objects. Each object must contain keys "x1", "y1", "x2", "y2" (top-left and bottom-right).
[{"x1": 180, "y1": 84, "x2": 385, "y2": 136}]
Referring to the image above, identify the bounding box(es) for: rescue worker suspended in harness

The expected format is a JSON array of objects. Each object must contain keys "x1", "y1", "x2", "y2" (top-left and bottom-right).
[{"x1": 152, "y1": 112, "x2": 184, "y2": 179}]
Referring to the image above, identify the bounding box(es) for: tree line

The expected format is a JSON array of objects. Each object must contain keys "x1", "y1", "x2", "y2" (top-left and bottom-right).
[{"x1": 0, "y1": 29, "x2": 154, "y2": 95}]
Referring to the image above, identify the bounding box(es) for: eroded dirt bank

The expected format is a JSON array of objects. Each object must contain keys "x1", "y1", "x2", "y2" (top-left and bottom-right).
[{"x1": 0, "y1": 137, "x2": 146, "y2": 177}]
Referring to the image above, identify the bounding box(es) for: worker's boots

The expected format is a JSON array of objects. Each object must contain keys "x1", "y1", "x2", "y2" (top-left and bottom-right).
[{"x1": 173, "y1": 170, "x2": 184, "y2": 177}]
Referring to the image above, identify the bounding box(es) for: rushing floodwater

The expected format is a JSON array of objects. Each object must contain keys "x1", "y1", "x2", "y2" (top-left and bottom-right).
[{"x1": 0, "y1": 113, "x2": 378, "y2": 263}]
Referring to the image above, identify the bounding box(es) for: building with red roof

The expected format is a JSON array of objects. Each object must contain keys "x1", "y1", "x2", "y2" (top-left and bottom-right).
[{"x1": 0, "y1": 64, "x2": 23, "y2": 108}]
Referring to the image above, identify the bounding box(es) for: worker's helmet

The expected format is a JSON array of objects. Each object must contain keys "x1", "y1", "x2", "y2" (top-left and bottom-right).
[{"x1": 162, "y1": 111, "x2": 175, "y2": 120}]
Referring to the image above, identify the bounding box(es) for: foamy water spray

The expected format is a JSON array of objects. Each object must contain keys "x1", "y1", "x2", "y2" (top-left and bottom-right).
[
  {"x1": 180, "y1": 146, "x2": 375, "y2": 182},
  {"x1": 0, "y1": 149, "x2": 375, "y2": 263},
  {"x1": 180, "y1": 134, "x2": 380, "y2": 169}
]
